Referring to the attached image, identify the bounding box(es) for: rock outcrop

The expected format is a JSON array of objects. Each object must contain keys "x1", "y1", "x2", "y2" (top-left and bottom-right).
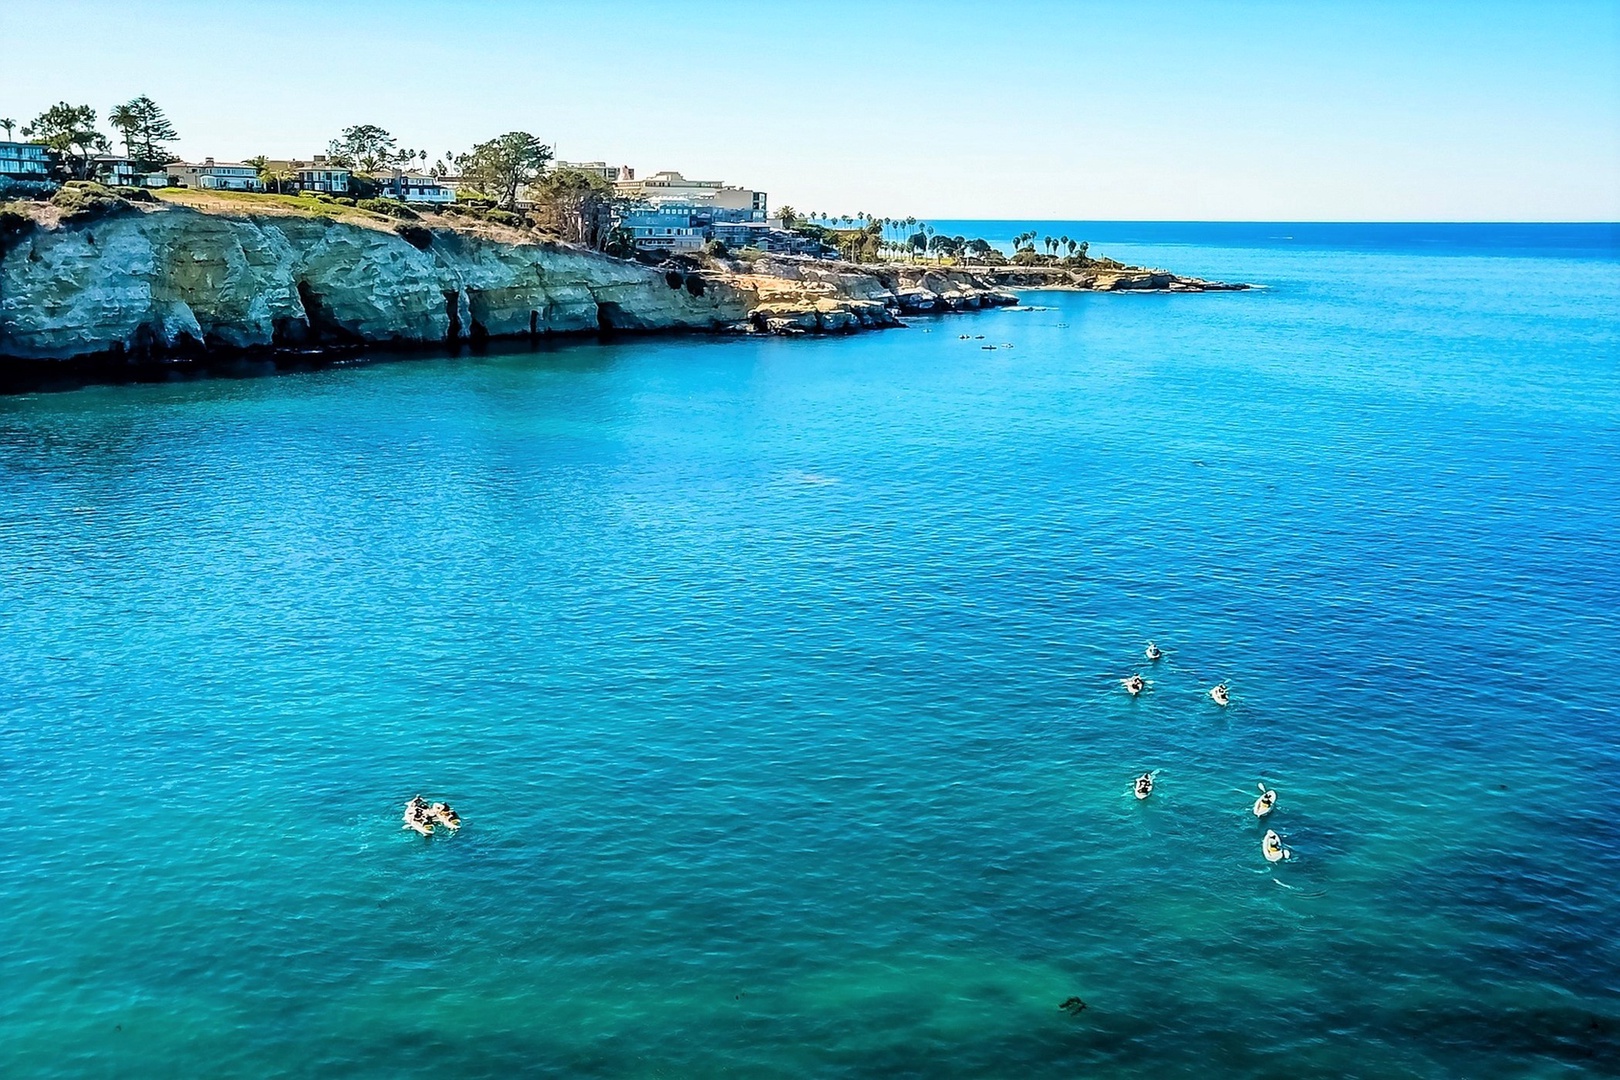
[
  {"x1": 0, "y1": 202, "x2": 756, "y2": 362},
  {"x1": 971, "y1": 265, "x2": 1249, "y2": 292},
  {"x1": 0, "y1": 199, "x2": 1240, "y2": 373}
]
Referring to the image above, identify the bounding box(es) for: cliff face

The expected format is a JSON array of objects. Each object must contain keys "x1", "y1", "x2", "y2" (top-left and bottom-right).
[
  {"x1": 0, "y1": 204, "x2": 760, "y2": 362},
  {"x1": 6, "y1": 201, "x2": 1239, "y2": 369}
]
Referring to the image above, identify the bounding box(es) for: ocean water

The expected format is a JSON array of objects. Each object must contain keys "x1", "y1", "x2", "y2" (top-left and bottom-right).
[{"x1": 2, "y1": 225, "x2": 1618, "y2": 1077}]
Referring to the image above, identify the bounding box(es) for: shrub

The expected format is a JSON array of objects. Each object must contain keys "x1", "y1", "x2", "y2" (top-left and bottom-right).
[
  {"x1": 357, "y1": 198, "x2": 419, "y2": 220},
  {"x1": 702, "y1": 238, "x2": 729, "y2": 258},
  {"x1": 333, "y1": 197, "x2": 356, "y2": 206},
  {"x1": 484, "y1": 208, "x2": 522, "y2": 227},
  {"x1": 50, "y1": 181, "x2": 130, "y2": 221}
]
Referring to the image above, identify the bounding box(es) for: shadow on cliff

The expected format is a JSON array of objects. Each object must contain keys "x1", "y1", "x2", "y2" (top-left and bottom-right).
[{"x1": 0, "y1": 334, "x2": 637, "y2": 396}]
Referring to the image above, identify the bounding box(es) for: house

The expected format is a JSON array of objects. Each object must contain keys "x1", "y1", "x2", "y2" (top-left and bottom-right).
[
  {"x1": 264, "y1": 156, "x2": 351, "y2": 194},
  {"x1": 167, "y1": 158, "x2": 263, "y2": 191},
  {"x1": 92, "y1": 155, "x2": 171, "y2": 188},
  {"x1": 615, "y1": 170, "x2": 767, "y2": 220},
  {"x1": 373, "y1": 171, "x2": 455, "y2": 204},
  {"x1": 0, "y1": 141, "x2": 52, "y2": 181}
]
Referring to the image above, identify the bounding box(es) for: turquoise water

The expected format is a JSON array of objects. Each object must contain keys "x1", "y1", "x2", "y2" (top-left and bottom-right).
[{"x1": 3, "y1": 226, "x2": 1619, "y2": 1077}]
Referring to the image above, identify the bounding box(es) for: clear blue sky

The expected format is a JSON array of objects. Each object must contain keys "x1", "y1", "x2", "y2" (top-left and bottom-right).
[{"x1": 4, "y1": 0, "x2": 1617, "y2": 220}]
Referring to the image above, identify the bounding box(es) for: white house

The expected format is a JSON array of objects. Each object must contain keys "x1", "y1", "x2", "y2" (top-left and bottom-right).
[
  {"x1": 167, "y1": 158, "x2": 262, "y2": 191},
  {"x1": 374, "y1": 171, "x2": 454, "y2": 204},
  {"x1": 93, "y1": 156, "x2": 171, "y2": 188}
]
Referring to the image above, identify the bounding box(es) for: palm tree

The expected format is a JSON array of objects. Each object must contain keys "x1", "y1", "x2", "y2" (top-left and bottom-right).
[
  {"x1": 109, "y1": 103, "x2": 139, "y2": 160},
  {"x1": 0, "y1": 118, "x2": 14, "y2": 141}
]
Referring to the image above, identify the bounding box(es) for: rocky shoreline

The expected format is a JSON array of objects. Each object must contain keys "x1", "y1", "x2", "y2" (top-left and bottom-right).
[{"x1": 0, "y1": 197, "x2": 1247, "y2": 387}]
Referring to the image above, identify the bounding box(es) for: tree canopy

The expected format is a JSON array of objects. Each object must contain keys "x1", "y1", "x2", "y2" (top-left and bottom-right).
[
  {"x1": 118, "y1": 96, "x2": 179, "y2": 168},
  {"x1": 23, "y1": 103, "x2": 108, "y2": 179},
  {"x1": 327, "y1": 124, "x2": 402, "y2": 173},
  {"x1": 528, "y1": 167, "x2": 615, "y2": 247},
  {"x1": 458, "y1": 131, "x2": 553, "y2": 212}
]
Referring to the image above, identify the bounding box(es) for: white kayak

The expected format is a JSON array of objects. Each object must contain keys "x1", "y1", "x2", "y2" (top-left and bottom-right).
[
  {"x1": 1210, "y1": 684, "x2": 1230, "y2": 706},
  {"x1": 1253, "y1": 787, "x2": 1277, "y2": 817},
  {"x1": 1123, "y1": 676, "x2": 1145, "y2": 697},
  {"x1": 1145, "y1": 642, "x2": 1162, "y2": 661},
  {"x1": 1134, "y1": 774, "x2": 1154, "y2": 800},
  {"x1": 1262, "y1": 830, "x2": 1290, "y2": 862}
]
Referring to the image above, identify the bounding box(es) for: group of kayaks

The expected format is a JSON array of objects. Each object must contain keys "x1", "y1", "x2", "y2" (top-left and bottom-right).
[
  {"x1": 1121, "y1": 641, "x2": 1229, "y2": 706},
  {"x1": 1126, "y1": 641, "x2": 1289, "y2": 863},
  {"x1": 403, "y1": 795, "x2": 461, "y2": 837}
]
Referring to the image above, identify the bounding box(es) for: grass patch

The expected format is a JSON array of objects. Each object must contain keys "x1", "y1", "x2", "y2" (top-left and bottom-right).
[{"x1": 151, "y1": 186, "x2": 413, "y2": 226}]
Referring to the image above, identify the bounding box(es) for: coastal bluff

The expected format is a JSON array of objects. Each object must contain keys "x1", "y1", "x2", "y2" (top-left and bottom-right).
[{"x1": 0, "y1": 198, "x2": 1237, "y2": 370}]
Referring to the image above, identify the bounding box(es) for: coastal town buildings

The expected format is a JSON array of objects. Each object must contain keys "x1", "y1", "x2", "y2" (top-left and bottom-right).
[
  {"x1": 617, "y1": 196, "x2": 821, "y2": 256},
  {"x1": 617, "y1": 200, "x2": 705, "y2": 252},
  {"x1": 263, "y1": 156, "x2": 352, "y2": 194},
  {"x1": 0, "y1": 141, "x2": 51, "y2": 181},
  {"x1": 608, "y1": 166, "x2": 788, "y2": 252},
  {"x1": 373, "y1": 170, "x2": 455, "y2": 203},
  {"x1": 554, "y1": 161, "x2": 634, "y2": 182},
  {"x1": 91, "y1": 155, "x2": 170, "y2": 187},
  {"x1": 167, "y1": 158, "x2": 262, "y2": 191},
  {"x1": 614, "y1": 170, "x2": 767, "y2": 219}
]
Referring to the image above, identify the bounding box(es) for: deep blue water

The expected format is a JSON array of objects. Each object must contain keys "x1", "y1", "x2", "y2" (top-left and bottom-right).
[{"x1": 2, "y1": 225, "x2": 1619, "y2": 1077}]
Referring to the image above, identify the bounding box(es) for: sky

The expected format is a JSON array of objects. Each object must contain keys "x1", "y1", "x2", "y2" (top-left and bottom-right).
[{"x1": 4, "y1": 0, "x2": 1618, "y2": 221}]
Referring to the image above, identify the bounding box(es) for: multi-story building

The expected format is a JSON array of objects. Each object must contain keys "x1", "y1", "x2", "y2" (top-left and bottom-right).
[
  {"x1": 0, "y1": 141, "x2": 52, "y2": 181},
  {"x1": 92, "y1": 156, "x2": 171, "y2": 188},
  {"x1": 264, "y1": 156, "x2": 351, "y2": 194},
  {"x1": 166, "y1": 158, "x2": 263, "y2": 191},
  {"x1": 373, "y1": 171, "x2": 455, "y2": 204},
  {"x1": 554, "y1": 161, "x2": 634, "y2": 183},
  {"x1": 617, "y1": 200, "x2": 705, "y2": 252},
  {"x1": 615, "y1": 170, "x2": 767, "y2": 220},
  {"x1": 617, "y1": 195, "x2": 824, "y2": 256}
]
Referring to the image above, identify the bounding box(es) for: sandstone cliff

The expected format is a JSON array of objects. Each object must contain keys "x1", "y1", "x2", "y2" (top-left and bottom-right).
[
  {"x1": 0, "y1": 198, "x2": 1234, "y2": 372},
  {"x1": 0, "y1": 202, "x2": 760, "y2": 362}
]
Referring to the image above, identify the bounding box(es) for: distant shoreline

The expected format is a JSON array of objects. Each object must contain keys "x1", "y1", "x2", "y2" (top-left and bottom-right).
[{"x1": 1, "y1": 195, "x2": 1249, "y2": 391}]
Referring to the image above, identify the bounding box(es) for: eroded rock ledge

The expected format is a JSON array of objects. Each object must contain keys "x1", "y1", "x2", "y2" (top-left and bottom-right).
[{"x1": 0, "y1": 201, "x2": 1243, "y2": 375}]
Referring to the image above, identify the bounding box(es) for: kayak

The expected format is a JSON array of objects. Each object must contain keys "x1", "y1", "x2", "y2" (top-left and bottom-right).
[
  {"x1": 1253, "y1": 789, "x2": 1277, "y2": 817},
  {"x1": 1134, "y1": 774, "x2": 1154, "y2": 800},
  {"x1": 1262, "y1": 830, "x2": 1290, "y2": 862}
]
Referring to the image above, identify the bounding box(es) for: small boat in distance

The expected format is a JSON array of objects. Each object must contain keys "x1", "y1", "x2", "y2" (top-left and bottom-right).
[
  {"x1": 1123, "y1": 674, "x2": 1145, "y2": 697},
  {"x1": 1145, "y1": 641, "x2": 1162, "y2": 661},
  {"x1": 1210, "y1": 683, "x2": 1230, "y2": 707},
  {"x1": 1262, "y1": 830, "x2": 1290, "y2": 862},
  {"x1": 1253, "y1": 784, "x2": 1277, "y2": 817},
  {"x1": 1134, "y1": 773, "x2": 1155, "y2": 800}
]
